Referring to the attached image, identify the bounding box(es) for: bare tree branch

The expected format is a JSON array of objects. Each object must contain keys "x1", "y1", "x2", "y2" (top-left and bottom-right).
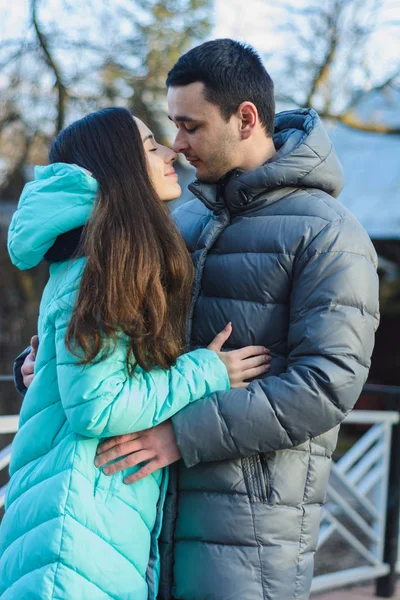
[
  {"x1": 304, "y1": 38, "x2": 338, "y2": 107},
  {"x1": 375, "y1": 70, "x2": 400, "y2": 91},
  {"x1": 0, "y1": 45, "x2": 38, "y2": 71},
  {"x1": 0, "y1": 39, "x2": 30, "y2": 50},
  {"x1": 0, "y1": 125, "x2": 37, "y2": 201},
  {"x1": 0, "y1": 112, "x2": 22, "y2": 131},
  {"x1": 275, "y1": 94, "x2": 303, "y2": 108},
  {"x1": 31, "y1": 0, "x2": 67, "y2": 133},
  {"x1": 304, "y1": 0, "x2": 341, "y2": 106},
  {"x1": 320, "y1": 111, "x2": 400, "y2": 134},
  {"x1": 278, "y1": 0, "x2": 399, "y2": 133}
]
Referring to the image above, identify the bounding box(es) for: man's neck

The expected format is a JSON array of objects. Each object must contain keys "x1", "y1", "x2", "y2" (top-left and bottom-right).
[{"x1": 239, "y1": 136, "x2": 276, "y2": 172}]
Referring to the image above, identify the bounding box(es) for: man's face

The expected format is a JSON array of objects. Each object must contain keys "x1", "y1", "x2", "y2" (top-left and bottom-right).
[{"x1": 167, "y1": 82, "x2": 239, "y2": 183}]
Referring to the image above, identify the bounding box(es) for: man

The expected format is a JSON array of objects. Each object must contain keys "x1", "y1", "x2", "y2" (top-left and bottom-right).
[{"x1": 16, "y1": 39, "x2": 379, "y2": 600}]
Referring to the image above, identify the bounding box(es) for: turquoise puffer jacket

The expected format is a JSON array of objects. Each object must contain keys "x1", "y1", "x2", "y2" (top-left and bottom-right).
[{"x1": 1, "y1": 163, "x2": 230, "y2": 600}]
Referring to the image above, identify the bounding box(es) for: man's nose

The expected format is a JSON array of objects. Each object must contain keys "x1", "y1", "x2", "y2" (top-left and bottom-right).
[{"x1": 172, "y1": 130, "x2": 188, "y2": 154}]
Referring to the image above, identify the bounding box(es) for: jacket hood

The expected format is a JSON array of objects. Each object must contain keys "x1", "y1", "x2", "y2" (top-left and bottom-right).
[
  {"x1": 8, "y1": 163, "x2": 98, "y2": 270},
  {"x1": 190, "y1": 109, "x2": 344, "y2": 213}
]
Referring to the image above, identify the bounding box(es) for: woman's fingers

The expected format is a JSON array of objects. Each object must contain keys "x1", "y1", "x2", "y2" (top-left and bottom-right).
[
  {"x1": 228, "y1": 351, "x2": 272, "y2": 387},
  {"x1": 242, "y1": 354, "x2": 271, "y2": 370},
  {"x1": 208, "y1": 331, "x2": 271, "y2": 388},
  {"x1": 242, "y1": 364, "x2": 270, "y2": 380},
  {"x1": 207, "y1": 322, "x2": 232, "y2": 352},
  {"x1": 235, "y1": 345, "x2": 270, "y2": 359},
  {"x1": 230, "y1": 362, "x2": 270, "y2": 387}
]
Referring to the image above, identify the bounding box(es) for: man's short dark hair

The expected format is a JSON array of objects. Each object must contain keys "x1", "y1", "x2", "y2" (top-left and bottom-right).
[{"x1": 166, "y1": 38, "x2": 275, "y2": 137}]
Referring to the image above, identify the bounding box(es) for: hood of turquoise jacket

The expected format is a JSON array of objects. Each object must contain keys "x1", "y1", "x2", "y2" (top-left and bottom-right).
[{"x1": 8, "y1": 163, "x2": 98, "y2": 270}]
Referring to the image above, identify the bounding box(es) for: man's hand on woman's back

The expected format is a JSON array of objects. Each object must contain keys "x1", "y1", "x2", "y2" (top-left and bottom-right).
[{"x1": 21, "y1": 335, "x2": 38, "y2": 388}]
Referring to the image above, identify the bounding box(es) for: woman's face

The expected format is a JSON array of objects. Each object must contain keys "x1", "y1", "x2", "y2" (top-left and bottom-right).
[{"x1": 135, "y1": 117, "x2": 181, "y2": 202}]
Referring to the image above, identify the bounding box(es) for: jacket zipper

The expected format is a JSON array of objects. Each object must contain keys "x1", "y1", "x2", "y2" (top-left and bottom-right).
[{"x1": 242, "y1": 454, "x2": 270, "y2": 503}]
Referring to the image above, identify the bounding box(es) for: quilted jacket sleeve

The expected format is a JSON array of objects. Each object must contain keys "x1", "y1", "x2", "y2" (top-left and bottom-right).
[
  {"x1": 52, "y1": 300, "x2": 229, "y2": 438},
  {"x1": 172, "y1": 216, "x2": 380, "y2": 467}
]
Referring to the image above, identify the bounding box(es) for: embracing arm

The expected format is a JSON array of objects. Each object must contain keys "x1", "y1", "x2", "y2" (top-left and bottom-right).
[
  {"x1": 53, "y1": 300, "x2": 230, "y2": 438},
  {"x1": 171, "y1": 216, "x2": 380, "y2": 467}
]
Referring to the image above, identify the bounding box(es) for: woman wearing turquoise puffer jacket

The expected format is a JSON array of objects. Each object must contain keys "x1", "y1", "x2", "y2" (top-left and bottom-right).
[{"x1": 1, "y1": 108, "x2": 270, "y2": 599}]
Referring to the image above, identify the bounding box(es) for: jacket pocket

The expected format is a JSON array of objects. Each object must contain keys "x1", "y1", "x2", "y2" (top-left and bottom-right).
[{"x1": 242, "y1": 454, "x2": 270, "y2": 504}]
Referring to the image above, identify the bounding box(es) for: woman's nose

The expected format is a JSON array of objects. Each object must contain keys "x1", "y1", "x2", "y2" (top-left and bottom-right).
[{"x1": 165, "y1": 148, "x2": 178, "y2": 163}]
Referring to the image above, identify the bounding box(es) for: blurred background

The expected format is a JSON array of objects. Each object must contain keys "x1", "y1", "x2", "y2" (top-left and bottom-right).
[
  {"x1": 1, "y1": 0, "x2": 399, "y2": 392},
  {"x1": 0, "y1": 0, "x2": 399, "y2": 593}
]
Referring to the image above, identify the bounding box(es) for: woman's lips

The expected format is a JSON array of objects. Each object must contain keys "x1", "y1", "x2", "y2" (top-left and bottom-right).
[{"x1": 165, "y1": 169, "x2": 178, "y2": 178}]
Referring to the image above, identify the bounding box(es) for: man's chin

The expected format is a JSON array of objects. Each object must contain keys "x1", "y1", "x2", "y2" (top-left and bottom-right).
[{"x1": 194, "y1": 167, "x2": 221, "y2": 184}]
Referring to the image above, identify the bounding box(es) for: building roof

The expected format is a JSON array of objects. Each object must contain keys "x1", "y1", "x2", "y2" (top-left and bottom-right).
[{"x1": 325, "y1": 86, "x2": 400, "y2": 240}]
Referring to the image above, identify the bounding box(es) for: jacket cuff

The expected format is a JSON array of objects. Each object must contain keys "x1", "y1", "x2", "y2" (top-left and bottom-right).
[{"x1": 13, "y1": 346, "x2": 31, "y2": 397}]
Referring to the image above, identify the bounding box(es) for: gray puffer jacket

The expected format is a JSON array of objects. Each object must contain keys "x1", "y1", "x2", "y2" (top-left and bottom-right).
[{"x1": 158, "y1": 109, "x2": 380, "y2": 600}]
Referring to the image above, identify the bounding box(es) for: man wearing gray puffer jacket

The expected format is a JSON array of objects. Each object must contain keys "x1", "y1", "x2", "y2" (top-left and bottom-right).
[{"x1": 17, "y1": 40, "x2": 379, "y2": 600}]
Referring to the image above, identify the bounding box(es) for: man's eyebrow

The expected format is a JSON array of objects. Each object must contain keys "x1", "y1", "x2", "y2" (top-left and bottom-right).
[
  {"x1": 142, "y1": 133, "x2": 154, "y2": 143},
  {"x1": 168, "y1": 115, "x2": 197, "y2": 123}
]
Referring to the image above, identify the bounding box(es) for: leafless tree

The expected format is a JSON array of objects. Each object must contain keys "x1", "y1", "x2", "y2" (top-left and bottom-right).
[
  {"x1": 0, "y1": 0, "x2": 212, "y2": 199},
  {"x1": 276, "y1": 0, "x2": 400, "y2": 133}
]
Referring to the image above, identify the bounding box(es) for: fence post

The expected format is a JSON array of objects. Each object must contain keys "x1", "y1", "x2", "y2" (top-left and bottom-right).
[{"x1": 376, "y1": 394, "x2": 400, "y2": 598}]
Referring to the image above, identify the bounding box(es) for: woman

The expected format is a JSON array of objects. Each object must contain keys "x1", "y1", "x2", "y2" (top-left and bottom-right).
[{"x1": 1, "y1": 108, "x2": 270, "y2": 599}]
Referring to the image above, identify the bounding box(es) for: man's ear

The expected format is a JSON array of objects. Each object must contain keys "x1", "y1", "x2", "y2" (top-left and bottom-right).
[{"x1": 237, "y1": 102, "x2": 258, "y2": 140}]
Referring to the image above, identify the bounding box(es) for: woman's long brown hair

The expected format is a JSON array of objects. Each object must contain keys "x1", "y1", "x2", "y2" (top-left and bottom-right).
[{"x1": 49, "y1": 107, "x2": 194, "y2": 372}]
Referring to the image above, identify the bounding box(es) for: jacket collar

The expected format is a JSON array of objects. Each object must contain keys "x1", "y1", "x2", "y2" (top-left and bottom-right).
[
  {"x1": 189, "y1": 173, "x2": 295, "y2": 215},
  {"x1": 188, "y1": 169, "x2": 238, "y2": 212}
]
